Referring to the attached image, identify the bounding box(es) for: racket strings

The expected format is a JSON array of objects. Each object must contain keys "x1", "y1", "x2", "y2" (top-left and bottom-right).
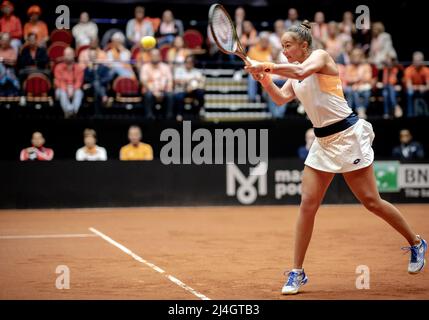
[{"x1": 211, "y1": 9, "x2": 236, "y2": 52}]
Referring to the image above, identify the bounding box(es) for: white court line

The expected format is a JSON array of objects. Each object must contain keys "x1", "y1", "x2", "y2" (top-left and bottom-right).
[
  {"x1": 89, "y1": 227, "x2": 210, "y2": 300},
  {"x1": 0, "y1": 233, "x2": 98, "y2": 240}
]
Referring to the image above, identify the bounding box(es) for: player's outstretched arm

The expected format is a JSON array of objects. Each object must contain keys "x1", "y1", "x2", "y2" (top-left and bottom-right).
[
  {"x1": 245, "y1": 49, "x2": 329, "y2": 81},
  {"x1": 255, "y1": 75, "x2": 295, "y2": 106}
]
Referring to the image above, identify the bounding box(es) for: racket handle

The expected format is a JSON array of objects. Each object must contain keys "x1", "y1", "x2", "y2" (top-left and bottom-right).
[{"x1": 242, "y1": 55, "x2": 252, "y2": 66}]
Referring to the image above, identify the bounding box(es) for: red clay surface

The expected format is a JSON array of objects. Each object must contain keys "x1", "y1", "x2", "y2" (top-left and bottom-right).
[{"x1": 0, "y1": 204, "x2": 428, "y2": 300}]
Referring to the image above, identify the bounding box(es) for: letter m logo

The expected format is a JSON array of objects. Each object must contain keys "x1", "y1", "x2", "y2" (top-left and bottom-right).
[{"x1": 226, "y1": 162, "x2": 267, "y2": 205}]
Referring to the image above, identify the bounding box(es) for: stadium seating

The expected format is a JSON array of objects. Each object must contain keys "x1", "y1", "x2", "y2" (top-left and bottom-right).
[
  {"x1": 112, "y1": 76, "x2": 142, "y2": 109},
  {"x1": 183, "y1": 29, "x2": 204, "y2": 49},
  {"x1": 23, "y1": 73, "x2": 54, "y2": 108},
  {"x1": 50, "y1": 29, "x2": 73, "y2": 45},
  {"x1": 47, "y1": 41, "x2": 68, "y2": 69}
]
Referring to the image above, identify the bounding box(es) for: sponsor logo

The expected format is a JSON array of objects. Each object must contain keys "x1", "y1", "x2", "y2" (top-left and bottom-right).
[
  {"x1": 226, "y1": 162, "x2": 267, "y2": 205},
  {"x1": 374, "y1": 161, "x2": 429, "y2": 197}
]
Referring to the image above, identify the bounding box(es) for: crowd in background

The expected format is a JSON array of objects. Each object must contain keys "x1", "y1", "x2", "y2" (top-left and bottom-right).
[
  {"x1": 207, "y1": 7, "x2": 429, "y2": 119},
  {"x1": 1, "y1": 1, "x2": 429, "y2": 121},
  {"x1": 0, "y1": 2, "x2": 205, "y2": 120},
  {"x1": 20, "y1": 125, "x2": 154, "y2": 161}
]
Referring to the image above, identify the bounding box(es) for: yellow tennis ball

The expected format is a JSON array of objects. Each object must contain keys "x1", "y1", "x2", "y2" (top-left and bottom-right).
[{"x1": 140, "y1": 36, "x2": 156, "y2": 49}]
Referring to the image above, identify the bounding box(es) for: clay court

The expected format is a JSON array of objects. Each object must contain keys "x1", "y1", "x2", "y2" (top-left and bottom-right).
[{"x1": 1, "y1": 204, "x2": 428, "y2": 300}]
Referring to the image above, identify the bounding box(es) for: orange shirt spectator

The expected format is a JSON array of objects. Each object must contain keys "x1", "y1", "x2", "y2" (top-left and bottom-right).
[
  {"x1": 247, "y1": 33, "x2": 272, "y2": 62},
  {"x1": 23, "y1": 21, "x2": 48, "y2": 44},
  {"x1": 120, "y1": 125, "x2": 153, "y2": 161},
  {"x1": 23, "y1": 5, "x2": 48, "y2": 45},
  {"x1": 54, "y1": 62, "x2": 84, "y2": 91},
  {"x1": 344, "y1": 63, "x2": 372, "y2": 88},
  {"x1": 404, "y1": 65, "x2": 429, "y2": 86},
  {"x1": 382, "y1": 66, "x2": 401, "y2": 86},
  {"x1": 0, "y1": 1, "x2": 22, "y2": 40},
  {"x1": 120, "y1": 143, "x2": 153, "y2": 161}
]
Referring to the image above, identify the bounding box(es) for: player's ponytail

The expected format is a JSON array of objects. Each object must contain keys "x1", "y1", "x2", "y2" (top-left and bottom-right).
[{"x1": 287, "y1": 19, "x2": 313, "y2": 48}]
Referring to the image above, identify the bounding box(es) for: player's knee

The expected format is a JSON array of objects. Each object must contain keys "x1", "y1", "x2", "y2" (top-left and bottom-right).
[
  {"x1": 361, "y1": 195, "x2": 383, "y2": 213},
  {"x1": 300, "y1": 194, "x2": 320, "y2": 216}
]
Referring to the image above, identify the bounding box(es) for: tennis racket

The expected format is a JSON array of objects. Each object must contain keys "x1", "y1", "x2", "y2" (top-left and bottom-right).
[{"x1": 208, "y1": 3, "x2": 251, "y2": 66}]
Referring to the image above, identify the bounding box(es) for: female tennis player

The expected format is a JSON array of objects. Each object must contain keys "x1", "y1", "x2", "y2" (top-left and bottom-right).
[{"x1": 245, "y1": 20, "x2": 427, "y2": 295}]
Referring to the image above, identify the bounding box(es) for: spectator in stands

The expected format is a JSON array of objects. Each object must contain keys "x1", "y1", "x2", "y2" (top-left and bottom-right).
[
  {"x1": 325, "y1": 21, "x2": 343, "y2": 62},
  {"x1": 248, "y1": 31, "x2": 289, "y2": 117},
  {"x1": 369, "y1": 22, "x2": 397, "y2": 68},
  {"x1": 83, "y1": 48, "x2": 112, "y2": 113},
  {"x1": 0, "y1": 1, "x2": 22, "y2": 52},
  {"x1": 20, "y1": 131, "x2": 54, "y2": 161},
  {"x1": 404, "y1": 51, "x2": 429, "y2": 117},
  {"x1": 297, "y1": 128, "x2": 315, "y2": 160},
  {"x1": 379, "y1": 55, "x2": 403, "y2": 118},
  {"x1": 174, "y1": 55, "x2": 205, "y2": 121},
  {"x1": 284, "y1": 8, "x2": 301, "y2": 30},
  {"x1": 120, "y1": 125, "x2": 153, "y2": 161},
  {"x1": 339, "y1": 11, "x2": 356, "y2": 39},
  {"x1": 72, "y1": 12, "x2": 98, "y2": 48},
  {"x1": 234, "y1": 7, "x2": 245, "y2": 39},
  {"x1": 240, "y1": 20, "x2": 257, "y2": 52},
  {"x1": 76, "y1": 128, "x2": 107, "y2": 161},
  {"x1": 269, "y1": 19, "x2": 286, "y2": 53},
  {"x1": 247, "y1": 32, "x2": 272, "y2": 103},
  {"x1": 106, "y1": 32, "x2": 134, "y2": 78},
  {"x1": 78, "y1": 37, "x2": 107, "y2": 69},
  {"x1": 336, "y1": 39, "x2": 353, "y2": 65},
  {"x1": 312, "y1": 11, "x2": 328, "y2": 45},
  {"x1": 166, "y1": 35, "x2": 191, "y2": 67},
  {"x1": 0, "y1": 32, "x2": 19, "y2": 96},
  {"x1": 17, "y1": 32, "x2": 49, "y2": 81},
  {"x1": 266, "y1": 46, "x2": 288, "y2": 118},
  {"x1": 126, "y1": 6, "x2": 154, "y2": 46},
  {"x1": 54, "y1": 47, "x2": 84, "y2": 118},
  {"x1": 392, "y1": 129, "x2": 424, "y2": 160},
  {"x1": 140, "y1": 48, "x2": 174, "y2": 120},
  {"x1": 23, "y1": 5, "x2": 48, "y2": 46},
  {"x1": 344, "y1": 48, "x2": 373, "y2": 118},
  {"x1": 156, "y1": 9, "x2": 183, "y2": 47},
  {"x1": 353, "y1": 26, "x2": 371, "y2": 54}
]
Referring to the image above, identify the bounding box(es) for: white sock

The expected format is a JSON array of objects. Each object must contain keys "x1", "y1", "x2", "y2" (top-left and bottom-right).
[{"x1": 292, "y1": 268, "x2": 304, "y2": 273}]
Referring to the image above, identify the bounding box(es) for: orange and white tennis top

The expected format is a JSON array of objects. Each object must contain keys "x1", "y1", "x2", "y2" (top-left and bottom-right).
[{"x1": 291, "y1": 73, "x2": 352, "y2": 128}]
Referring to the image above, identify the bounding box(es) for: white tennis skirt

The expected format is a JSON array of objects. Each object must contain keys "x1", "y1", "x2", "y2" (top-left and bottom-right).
[{"x1": 305, "y1": 119, "x2": 375, "y2": 173}]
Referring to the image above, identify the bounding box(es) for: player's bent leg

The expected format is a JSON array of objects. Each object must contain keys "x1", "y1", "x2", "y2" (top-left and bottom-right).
[
  {"x1": 342, "y1": 164, "x2": 427, "y2": 274},
  {"x1": 282, "y1": 165, "x2": 334, "y2": 295}
]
